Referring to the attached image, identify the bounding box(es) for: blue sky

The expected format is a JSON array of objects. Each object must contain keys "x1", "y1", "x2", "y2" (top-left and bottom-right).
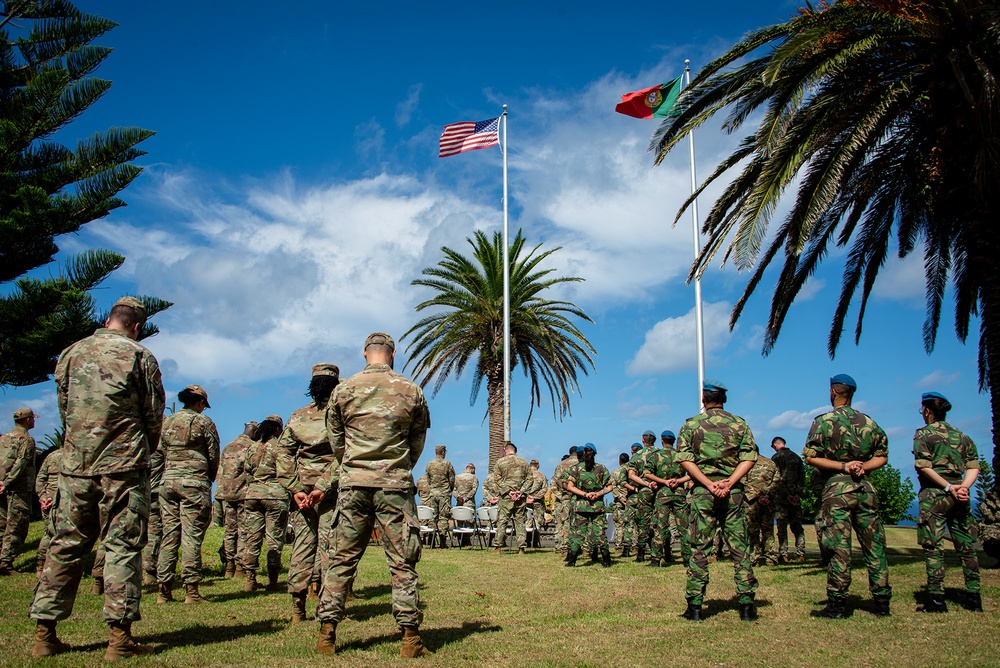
[{"x1": 2, "y1": 1, "x2": 992, "y2": 496}]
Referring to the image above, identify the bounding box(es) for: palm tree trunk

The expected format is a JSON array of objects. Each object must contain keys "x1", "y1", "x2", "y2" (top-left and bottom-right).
[{"x1": 487, "y1": 368, "x2": 504, "y2": 472}]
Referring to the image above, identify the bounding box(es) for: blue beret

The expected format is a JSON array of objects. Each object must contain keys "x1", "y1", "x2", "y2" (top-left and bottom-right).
[
  {"x1": 703, "y1": 378, "x2": 727, "y2": 392},
  {"x1": 642, "y1": 430, "x2": 655, "y2": 437},
  {"x1": 830, "y1": 373, "x2": 857, "y2": 389},
  {"x1": 582, "y1": 442, "x2": 597, "y2": 454},
  {"x1": 922, "y1": 391, "x2": 949, "y2": 403},
  {"x1": 631, "y1": 442, "x2": 642, "y2": 450},
  {"x1": 661, "y1": 430, "x2": 675, "y2": 439}
]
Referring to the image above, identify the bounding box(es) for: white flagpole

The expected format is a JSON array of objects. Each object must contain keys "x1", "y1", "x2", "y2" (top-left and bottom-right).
[
  {"x1": 502, "y1": 105, "x2": 511, "y2": 443},
  {"x1": 685, "y1": 60, "x2": 706, "y2": 412}
]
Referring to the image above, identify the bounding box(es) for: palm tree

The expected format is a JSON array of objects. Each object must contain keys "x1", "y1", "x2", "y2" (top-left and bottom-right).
[
  {"x1": 650, "y1": 0, "x2": 1000, "y2": 545},
  {"x1": 403, "y1": 230, "x2": 597, "y2": 470}
]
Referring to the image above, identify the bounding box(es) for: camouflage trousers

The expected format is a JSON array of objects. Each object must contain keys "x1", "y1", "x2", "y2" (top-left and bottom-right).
[
  {"x1": 157, "y1": 480, "x2": 212, "y2": 585},
  {"x1": 612, "y1": 499, "x2": 635, "y2": 550},
  {"x1": 554, "y1": 499, "x2": 571, "y2": 552},
  {"x1": 0, "y1": 487, "x2": 31, "y2": 566},
  {"x1": 220, "y1": 500, "x2": 246, "y2": 563},
  {"x1": 774, "y1": 497, "x2": 805, "y2": 558},
  {"x1": 30, "y1": 470, "x2": 149, "y2": 624},
  {"x1": 243, "y1": 498, "x2": 288, "y2": 574},
  {"x1": 142, "y1": 491, "x2": 161, "y2": 576},
  {"x1": 668, "y1": 490, "x2": 692, "y2": 566},
  {"x1": 37, "y1": 507, "x2": 53, "y2": 572},
  {"x1": 819, "y1": 483, "x2": 891, "y2": 601},
  {"x1": 318, "y1": 486, "x2": 422, "y2": 628},
  {"x1": 425, "y1": 493, "x2": 452, "y2": 539},
  {"x1": 568, "y1": 509, "x2": 608, "y2": 553},
  {"x1": 745, "y1": 501, "x2": 777, "y2": 566},
  {"x1": 631, "y1": 488, "x2": 654, "y2": 549},
  {"x1": 651, "y1": 488, "x2": 682, "y2": 561},
  {"x1": 917, "y1": 488, "x2": 980, "y2": 595},
  {"x1": 494, "y1": 496, "x2": 527, "y2": 549},
  {"x1": 288, "y1": 495, "x2": 335, "y2": 595},
  {"x1": 685, "y1": 486, "x2": 757, "y2": 606}
]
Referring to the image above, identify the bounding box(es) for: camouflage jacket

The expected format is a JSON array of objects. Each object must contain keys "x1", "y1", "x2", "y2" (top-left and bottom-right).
[
  {"x1": 650, "y1": 446, "x2": 684, "y2": 481},
  {"x1": 216, "y1": 434, "x2": 253, "y2": 501},
  {"x1": 425, "y1": 457, "x2": 456, "y2": 497},
  {"x1": 35, "y1": 448, "x2": 63, "y2": 502},
  {"x1": 157, "y1": 408, "x2": 220, "y2": 487},
  {"x1": 771, "y1": 447, "x2": 805, "y2": 497},
  {"x1": 320, "y1": 363, "x2": 429, "y2": 491},
  {"x1": 244, "y1": 436, "x2": 288, "y2": 501},
  {"x1": 482, "y1": 473, "x2": 498, "y2": 501},
  {"x1": 278, "y1": 402, "x2": 336, "y2": 496},
  {"x1": 454, "y1": 472, "x2": 479, "y2": 505},
  {"x1": 802, "y1": 406, "x2": 887, "y2": 494},
  {"x1": 913, "y1": 421, "x2": 979, "y2": 489},
  {"x1": 493, "y1": 454, "x2": 532, "y2": 496},
  {"x1": 528, "y1": 469, "x2": 548, "y2": 501},
  {"x1": 550, "y1": 457, "x2": 580, "y2": 501},
  {"x1": 567, "y1": 461, "x2": 610, "y2": 512},
  {"x1": 0, "y1": 425, "x2": 36, "y2": 492},
  {"x1": 54, "y1": 328, "x2": 165, "y2": 476},
  {"x1": 610, "y1": 465, "x2": 632, "y2": 502},
  {"x1": 743, "y1": 456, "x2": 780, "y2": 503},
  {"x1": 415, "y1": 475, "x2": 429, "y2": 502},
  {"x1": 676, "y1": 408, "x2": 758, "y2": 483},
  {"x1": 627, "y1": 445, "x2": 658, "y2": 479}
]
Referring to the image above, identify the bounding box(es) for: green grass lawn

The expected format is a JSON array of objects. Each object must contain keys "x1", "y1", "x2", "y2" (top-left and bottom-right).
[{"x1": 0, "y1": 522, "x2": 996, "y2": 667}]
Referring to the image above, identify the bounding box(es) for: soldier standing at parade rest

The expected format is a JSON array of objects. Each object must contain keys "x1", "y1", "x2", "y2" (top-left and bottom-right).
[
  {"x1": 242, "y1": 415, "x2": 288, "y2": 593},
  {"x1": 564, "y1": 444, "x2": 612, "y2": 567},
  {"x1": 642, "y1": 430, "x2": 690, "y2": 567},
  {"x1": 308, "y1": 332, "x2": 432, "y2": 657},
  {"x1": 217, "y1": 421, "x2": 257, "y2": 578},
  {"x1": 627, "y1": 432, "x2": 658, "y2": 562},
  {"x1": 454, "y1": 463, "x2": 479, "y2": 509},
  {"x1": 743, "y1": 454, "x2": 781, "y2": 566},
  {"x1": 29, "y1": 296, "x2": 165, "y2": 660},
  {"x1": 35, "y1": 446, "x2": 64, "y2": 575},
  {"x1": 424, "y1": 445, "x2": 456, "y2": 547},
  {"x1": 278, "y1": 363, "x2": 340, "y2": 623},
  {"x1": 610, "y1": 453, "x2": 637, "y2": 557},
  {"x1": 550, "y1": 446, "x2": 580, "y2": 554},
  {"x1": 155, "y1": 385, "x2": 220, "y2": 605},
  {"x1": 491, "y1": 443, "x2": 533, "y2": 554},
  {"x1": 912, "y1": 391, "x2": 983, "y2": 613},
  {"x1": 804, "y1": 373, "x2": 892, "y2": 619},
  {"x1": 0, "y1": 407, "x2": 38, "y2": 575},
  {"x1": 770, "y1": 436, "x2": 806, "y2": 563},
  {"x1": 676, "y1": 379, "x2": 759, "y2": 622},
  {"x1": 142, "y1": 426, "x2": 165, "y2": 588}
]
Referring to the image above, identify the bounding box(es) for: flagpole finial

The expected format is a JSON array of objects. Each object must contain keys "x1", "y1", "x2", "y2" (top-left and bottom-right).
[
  {"x1": 503, "y1": 104, "x2": 508, "y2": 115},
  {"x1": 685, "y1": 58, "x2": 690, "y2": 69}
]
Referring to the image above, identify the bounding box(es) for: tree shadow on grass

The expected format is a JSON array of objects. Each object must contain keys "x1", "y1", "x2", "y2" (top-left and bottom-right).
[
  {"x1": 141, "y1": 619, "x2": 286, "y2": 649},
  {"x1": 338, "y1": 620, "x2": 501, "y2": 653}
]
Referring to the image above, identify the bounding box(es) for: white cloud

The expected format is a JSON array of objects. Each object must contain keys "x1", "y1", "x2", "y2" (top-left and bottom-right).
[
  {"x1": 872, "y1": 252, "x2": 924, "y2": 301},
  {"x1": 914, "y1": 370, "x2": 961, "y2": 388},
  {"x1": 626, "y1": 301, "x2": 735, "y2": 375},
  {"x1": 395, "y1": 84, "x2": 423, "y2": 127},
  {"x1": 766, "y1": 405, "x2": 829, "y2": 431}
]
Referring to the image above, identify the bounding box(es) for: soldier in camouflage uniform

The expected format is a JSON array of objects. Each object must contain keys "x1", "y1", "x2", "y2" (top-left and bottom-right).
[
  {"x1": 453, "y1": 463, "x2": 479, "y2": 509},
  {"x1": 155, "y1": 385, "x2": 220, "y2": 604},
  {"x1": 0, "y1": 407, "x2": 37, "y2": 574},
  {"x1": 770, "y1": 436, "x2": 806, "y2": 563},
  {"x1": 142, "y1": 435, "x2": 164, "y2": 587},
  {"x1": 424, "y1": 445, "x2": 455, "y2": 547},
  {"x1": 743, "y1": 455, "x2": 780, "y2": 566},
  {"x1": 35, "y1": 447, "x2": 63, "y2": 575},
  {"x1": 242, "y1": 415, "x2": 289, "y2": 592},
  {"x1": 610, "y1": 453, "x2": 637, "y2": 556},
  {"x1": 803, "y1": 374, "x2": 892, "y2": 619},
  {"x1": 565, "y1": 444, "x2": 612, "y2": 567},
  {"x1": 491, "y1": 443, "x2": 533, "y2": 554},
  {"x1": 526, "y1": 459, "x2": 548, "y2": 545},
  {"x1": 913, "y1": 391, "x2": 983, "y2": 613},
  {"x1": 278, "y1": 363, "x2": 340, "y2": 622},
  {"x1": 217, "y1": 421, "x2": 257, "y2": 578},
  {"x1": 627, "y1": 434, "x2": 658, "y2": 562},
  {"x1": 550, "y1": 446, "x2": 580, "y2": 554},
  {"x1": 29, "y1": 297, "x2": 164, "y2": 660},
  {"x1": 642, "y1": 430, "x2": 691, "y2": 567},
  {"x1": 308, "y1": 332, "x2": 432, "y2": 657},
  {"x1": 676, "y1": 380, "x2": 759, "y2": 622},
  {"x1": 415, "y1": 474, "x2": 429, "y2": 505}
]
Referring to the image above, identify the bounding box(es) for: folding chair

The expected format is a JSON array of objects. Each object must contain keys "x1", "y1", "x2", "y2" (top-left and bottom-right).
[
  {"x1": 450, "y1": 506, "x2": 479, "y2": 549},
  {"x1": 416, "y1": 504, "x2": 438, "y2": 548},
  {"x1": 475, "y1": 506, "x2": 496, "y2": 549},
  {"x1": 525, "y1": 507, "x2": 536, "y2": 548}
]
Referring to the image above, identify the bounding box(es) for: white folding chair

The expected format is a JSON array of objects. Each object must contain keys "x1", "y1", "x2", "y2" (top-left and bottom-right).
[
  {"x1": 450, "y1": 506, "x2": 479, "y2": 549},
  {"x1": 416, "y1": 504, "x2": 438, "y2": 548},
  {"x1": 525, "y1": 507, "x2": 536, "y2": 548},
  {"x1": 476, "y1": 506, "x2": 496, "y2": 550}
]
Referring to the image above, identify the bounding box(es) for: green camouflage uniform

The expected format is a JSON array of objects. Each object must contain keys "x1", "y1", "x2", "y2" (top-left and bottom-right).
[
  {"x1": 316, "y1": 361, "x2": 430, "y2": 629},
  {"x1": 493, "y1": 453, "x2": 532, "y2": 550},
  {"x1": 453, "y1": 471, "x2": 479, "y2": 509},
  {"x1": 278, "y1": 402, "x2": 338, "y2": 595},
  {"x1": 155, "y1": 408, "x2": 220, "y2": 585},
  {"x1": 771, "y1": 447, "x2": 806, "y2": 559},
  {"x1": 609, "y1": 465, "x2": 634, "y2": 551},
  {"x1": 566, "y1": 461, "x2": 610, "y2": 553},
  {"x1": 424, "y1": 456, "x2": 455, "y2": 540},
  {"x1": 676, "y1": 408, "x2": 759, "y2": 606},
  {"x1": 35, "y1": 449, "x2": 63, "y2": 571},
  {"x1": 802, "y1": 406, "x2": 891, "y2": 604},
  {"x1": 30, "y1": 327, "x2": 165, "y2": 625},
  {"x1": 627, "y1": 445, "x2": 657, "y2": 550},
  {"x1": 216, "y1": 434, "x2": 252, "y2": 566},
  {"x1": 743, "y1": 456, "x2": 780, "y2": 566},
  {"x1": 913, "y1": 421, "x2": 980, "y2": 595},
  {"x1": 0, "y1": 424, "x2": 36, "y2": 568},
  {"x1": 649, "y1": 447, "x2": 688, "y2": 564},
  {"x1": 550, "y1": 457, "x2": 579, "y2": 552},
  {"x1": 243, "y1": 436, "x2": 289, "y2": 575}
]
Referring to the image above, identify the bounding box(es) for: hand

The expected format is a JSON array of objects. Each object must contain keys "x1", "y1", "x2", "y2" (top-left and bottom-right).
[
  {"x1": 306, "y1": 490, "x2": 325, "y2": 507},
  {"x1": 846, "y1": 461, "x2": 865, "y2": 478},
  {"x1": 293, "y1": 491, "x2": 310, "y2": 510},
  {"x1": 456, "y1": 497, "x2": 465, "y2": 506},
  {"x1": 0, "y1": 482, "x2": 5, "y2": 495},
  {"x1": 526, "y1": 496, "x2": 534, "y2": 505},
  {"x1": 40, "y1": 497, "x2": 53, "y2": 510},
  {"x1": 647, "y1": 481, "x2": 658, "y2": 491},
  {"x1": 759, "y1": 495, "x2": 770, "y2": 507},
  {"x1": 666, "y1": 479, "x2": 679, "y2": 489},
  {"x1": 955, "y1": 486, "x2": 971, "y2": 502},
  {"x1": 490, "y1": 497, "x2": 499, "y2": 505},
  {"x1": 787, "y1": 494, "x2": 799, "y2": 505}
]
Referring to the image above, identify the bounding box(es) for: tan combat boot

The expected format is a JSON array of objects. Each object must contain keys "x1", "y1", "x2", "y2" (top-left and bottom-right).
[
  {"x1": 224, "y1": 560, "x2": 236, "y2": 578},
  {"x1": 400, "y1": 626, "x2": 433, "y2": 658},
  {"x1": 92, "y1": 577, "x2": 104, "y2": 595},
  {"x1": 315, "y1": 622, "x2": 336, "y2": 654},
  {"x1": 156, "y1": 582, "x2": 174, "y2": 604},
  {"x1": 291, "y1": 593, "x2": 307, "y2": 623},
  {"x1": 31, "y1": 620, "x2": 70, "y2": 657},
  {"x1": 184, "y1": 583, "x2": 207, "y2": 604},
  {"x1": 243, "y1": 571, "x2": 258, "y2": 593},
  {"x1": 142, "y1": 571, "x2": 157, "y2": 587},
  {"x1": 104, "y1": 622, "x2": 153, "y2": 660}
]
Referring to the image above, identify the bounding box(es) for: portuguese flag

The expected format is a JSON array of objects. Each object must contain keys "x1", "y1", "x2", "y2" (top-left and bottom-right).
[{"x1": 615, "y1": 77, "x2": 683, "y2": 119}]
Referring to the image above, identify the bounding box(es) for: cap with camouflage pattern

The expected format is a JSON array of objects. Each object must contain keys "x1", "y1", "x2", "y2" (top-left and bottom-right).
[
  {"x1": 529, "y1": 458, "x2": 539, "y2": 466},
  {"x1": 312, "y1": 363, "x2": 340, "y2": 377},
  {"x1": 13, "y1": 407, "x2": 37, "y2": 420},
  {"x1": 263, "y1": 414, "x2": 283, "y2": 428},
  {"x1": 114, "y1": 296, "x2": 147, "y2": 324},
  {"x1": 364, "y1": 332, "x2": 395, "y2": 351},
  {"x1": 244, "y1": 420, "x2": 260, "y2": 428},
  {"x1": 184, "y1": 384, "x2": 211, "y2": 408}
]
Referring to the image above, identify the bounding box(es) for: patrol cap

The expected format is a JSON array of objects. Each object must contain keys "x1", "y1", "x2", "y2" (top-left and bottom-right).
[
  {"x1": 661, "y1": 430, "x2": 675, "y2": 439},
  {"x1": 364, "y1": 332, "x2": 395, "y2": 351},
  {"x1": 529, "y1": 458, "x2": 539, "y2": 466},
  {"x1": 263, "y1": 414, "x2": 284, "y2": 428},
  {"x1": 13, "y1": 407, "x2": 37, "y2": 420},
  {"x1": 244, "y1": 420, "x2": 260, "y2": 428},
  {"x1": 703, "y1": 378, "x2": 727, "y2": 392},
  {"x1": 642, "y1": 430, "x2": 655, "y2": 437},
  {"x1": 466, "y1": 463, "x2": 475, "y2": 469},
  {"x1": 312, "y1": 363, "x2": 340, "y2": 377},
  {"x1": 113, "y1": 296, "x2": 147, "y2": 323},
  {"x1": 435, "y1": 444, "x2": 446, "y2": 454},
  {"x1": 184, "y1": 384, "x2": 211, "y2": 408},
  {"x1": 830, "y1": 373, "x2": 857, "y2": 389},
  {"x1": 582, "y1": 443, "x2": 597, "y2": 454},
  {"x1": 922, "y1": 391, "x2": 949, "y2": 403}
]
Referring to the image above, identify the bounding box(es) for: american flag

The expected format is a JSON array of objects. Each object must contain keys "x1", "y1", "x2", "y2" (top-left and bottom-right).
[{"x1": 438, "y1": 117, "x2": 500, "y2": 157}]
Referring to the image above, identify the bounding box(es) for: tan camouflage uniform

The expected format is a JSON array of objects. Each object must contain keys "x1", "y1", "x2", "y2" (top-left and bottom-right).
[
  {"x1": 243, "y1": 435, "x2": 289, "y2": 576},
  {"x1": 35, "y1": 449, "x2": 63, "y2": 572},
  {"x1": 424, "y1": 452, "x2": 455, "y2": 542},
  {"x1": 0, "y1": 423, "x2": 36, "y2": 569},
  {"x1": 453, "y1": 471, "x2": 479, "y2": 509},
  {"x1": 492, "y1": 452, "x2": 532, "y2": 551},
  {"x1": 216, "y1": 433, "x2": 253, "y2": 568},
  {"x1": 550, "y1": 456, "x2": 579, "y2": 553}
]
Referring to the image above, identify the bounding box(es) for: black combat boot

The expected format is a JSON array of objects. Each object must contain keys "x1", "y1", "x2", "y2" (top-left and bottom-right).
[
  {"x1": 564, "y1": 549, "x2": 579, "y2": 567},
  {"x1": 590, "y1": 546, "x2": 599, "y2": 562},
  {"x1": 916, "y1": 595, "x2": 948, "y2": 613},
  {"x1": 620, "y1": 547, "x2": 631, "y2": 559},
  {"x1": 739, "y1": 601, "x2": 758, "y2": 621},
  {"x1": 680, "y1": 603, "x2": 702, "y2": 621},
  {"x1": 872, "y1": 594, "x2": 891, "y2": 617},
  {"x1": 601, "y1": 547, "x2": 611, "y2": 568},
  {"x1": 646, "y1": 559, "x2": 661, "y2": 568},
  {"x1": 962, "y1": 592, "x2": 983, "y2": 612},
  {"x1": 635, "y1": 546, "x2": 646, "y2": 563},
  {"x1": 810, "y1": 599, "x2": 846, "y2": 619}
]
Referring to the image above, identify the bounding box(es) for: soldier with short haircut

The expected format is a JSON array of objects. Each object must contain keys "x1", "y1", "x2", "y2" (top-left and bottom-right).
[
  {"x1": 424, "y1": 445, "x2": 455, "y2": 547},
  {"x1": 804, "y1": 374, "x2": 891, "y2": 619},
  {"x1": 0, "y1": 407, "x2": 37, "y2": 575},
  {"x1": 453, "y1": 463, "x2": 479, "y2": 509},
  {"x1": 743, "y1": 455, "x2": 781, "y2": 566},
  {"x1": 913, "y1": 391, "x2": 982, "y2": 613},
  {"x1": 29, "y1": 296, "x2": 165, "y2": 660},
  {"x1": 154, "y1": 385, "x2": 219, "y2": 605},
  {"x1": 491, "y1": 442, "x2": 533, "y2": 554},
  {"x1": 627, "y1": 433, "x2": 659, "y2": 562},
  {"x1": 35, "y1": 447, "x2": 63, "y2": 575},
  {"x1": 610, "y1": 452, "x2": 636, "y2": 557},
  {"x1": 550, "y1": 446, "x2": 580, "y2": 554},
  {"x1": 216, "y1": 421, "x2": 257, "y2": 578},
  {"x1": 770, "y1": 436, "x2": 806, "y2": 563},
  {"x1": 565, "y1": 444, "x2": 612, "y2": 567},
  {"x1": 642, "y1": 430, "x2": 690, "y2": 567},
  {"x1": 142, "y1": 433, "x2": 165, "y2": 587},
  {"x1": 677, "y1": 379, "x2": 759, "y2": 622},
  {"x1": 242, "y1": 415, "x2": 288, "y2": 592}
]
